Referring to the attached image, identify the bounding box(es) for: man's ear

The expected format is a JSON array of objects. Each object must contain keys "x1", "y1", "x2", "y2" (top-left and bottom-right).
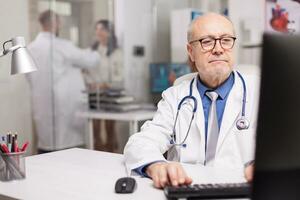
[{"x1": 187, "y1": 44, "x2": 195, "y2": 62}]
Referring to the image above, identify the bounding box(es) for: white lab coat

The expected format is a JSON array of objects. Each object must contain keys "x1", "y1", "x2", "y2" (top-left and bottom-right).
[
  {"x1": 82, "y1": 44, "x2": 124, "y2": 88},
  {"x1": 124, "y1": 71, "x2": 260, "y2": 174},
  {"x1": 27, "y1": 32, "x2": 100, "y2": 150}
]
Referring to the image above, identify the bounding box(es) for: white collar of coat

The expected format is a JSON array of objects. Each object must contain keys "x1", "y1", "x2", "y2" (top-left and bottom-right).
[{"x1": 38, "y1": 31, "x2": 56, "y2": 39}]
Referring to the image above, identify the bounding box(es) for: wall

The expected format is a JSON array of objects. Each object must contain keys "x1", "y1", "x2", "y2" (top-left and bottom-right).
[
  {"x1": 121, "y1": 0, "x2": 203, "y2": 102},
  {"x1": 0, "y1": 0, "x2": 33, "y2": 155},
  {"x1": 93, "y1": 0, "x2": 112, "y2": 22},
  {"x1": 122, "y1": 0, "x2": 153, "y2": 102},
  {"x1": 229, "y1": 0, "x2": 265, "y2": 70}
]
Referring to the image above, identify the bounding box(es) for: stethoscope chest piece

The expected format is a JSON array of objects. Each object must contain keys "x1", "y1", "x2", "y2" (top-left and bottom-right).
[{"x1": 236, "y1": 117, "x2": 250, "y2": 130}]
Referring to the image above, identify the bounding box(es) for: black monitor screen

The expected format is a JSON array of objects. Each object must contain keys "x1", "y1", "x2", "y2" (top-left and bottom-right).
[
  {"x1": 253, "y1": 33, "x2": 300, "y2": 200},
  {"x1": 255, "y1": 33, "x2": 300, "y2": 171}
]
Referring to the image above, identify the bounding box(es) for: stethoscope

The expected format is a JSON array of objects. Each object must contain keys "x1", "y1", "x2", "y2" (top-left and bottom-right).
[{"x1": 169, "y1": 72, "x2": 250, "y2": 148}]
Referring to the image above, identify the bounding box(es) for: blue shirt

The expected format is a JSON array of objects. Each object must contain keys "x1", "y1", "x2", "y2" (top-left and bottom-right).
[
  {"x1": 196, "y1": 73, "x2": 235, "y2": 137},
  {"x1": 197, "y1": 73, "x2": 234, "y2": 154},
  {"x1": 134, "y1": 73, "x2": 234, "y2": 177}
]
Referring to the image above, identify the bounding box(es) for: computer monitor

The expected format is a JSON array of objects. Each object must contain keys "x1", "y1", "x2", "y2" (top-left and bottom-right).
[
  {"x1": 252, "y1": 33, "x2": 300, "y2": 200},
  {"x1": 150, "y1": 63, "x2": 191, "y2": 93}
]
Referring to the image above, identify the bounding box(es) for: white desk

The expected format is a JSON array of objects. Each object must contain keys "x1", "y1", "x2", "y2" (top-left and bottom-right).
[
  {"x1": 77, "y1": 109, "x2": 156, "y2": 149},
  {"x1": 0, "y1": 148, "x2": 248, "y2": 200}
]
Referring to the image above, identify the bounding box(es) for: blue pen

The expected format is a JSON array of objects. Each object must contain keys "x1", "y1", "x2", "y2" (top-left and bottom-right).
[{"x1": 1, "y1": 136, "x2": 5, "y2": 145}]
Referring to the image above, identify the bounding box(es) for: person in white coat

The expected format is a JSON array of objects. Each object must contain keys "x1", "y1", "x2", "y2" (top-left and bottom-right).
[
  {"x1": 82, "y1": 20, "x2": 123, "y2": 152},
  {"x1": 27, "y1": 10, "x2": 100, "y2": 153},
  {"x1": 124, "y1": 13, "x2": 258, "y2": 188}
]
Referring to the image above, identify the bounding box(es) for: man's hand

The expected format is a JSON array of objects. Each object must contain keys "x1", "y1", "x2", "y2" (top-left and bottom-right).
[
  {"x1": 244, "y1": 164, "x2": 254, "y2": 182},
  {"x1": 145, "y1": 162, "x2": 193, "y2": 189}
]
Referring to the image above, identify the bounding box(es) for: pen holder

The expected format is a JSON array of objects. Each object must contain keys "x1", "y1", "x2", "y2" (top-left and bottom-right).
[{"x1": 0, "y1": 151, "x2": 26, "y2": 181}]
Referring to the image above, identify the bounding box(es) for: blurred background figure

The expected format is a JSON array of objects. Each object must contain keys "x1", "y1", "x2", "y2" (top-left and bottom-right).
[
  {"x1": 26, "y1": 10, "x2": 100, "y2": 154},
  {"x1": 82, "y1": 20, "x2": 124, "y2": 152}
]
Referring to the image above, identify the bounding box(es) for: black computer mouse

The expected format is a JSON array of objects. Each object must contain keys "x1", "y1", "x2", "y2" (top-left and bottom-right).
[{"x1": 115, "y1": 177, "x2": 137, "y2": 193}]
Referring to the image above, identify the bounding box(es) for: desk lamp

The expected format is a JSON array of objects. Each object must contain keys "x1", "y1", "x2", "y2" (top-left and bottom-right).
[{"x1": 0, "y1": 36, "x2": 37, "y2": 75}]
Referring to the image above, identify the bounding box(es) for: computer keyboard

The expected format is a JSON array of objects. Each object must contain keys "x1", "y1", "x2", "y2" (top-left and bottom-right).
[{"x1": 164, "y1": 182, "x2": 251, "y2": 199}]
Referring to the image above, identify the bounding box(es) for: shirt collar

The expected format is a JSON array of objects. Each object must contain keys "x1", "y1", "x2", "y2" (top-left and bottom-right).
[
  {"x1": 38, "y1": 31, "x2": 56, "y2": 39},
  {"x1": 197, "y1": 72, "x2": 234, "y2": 100}
]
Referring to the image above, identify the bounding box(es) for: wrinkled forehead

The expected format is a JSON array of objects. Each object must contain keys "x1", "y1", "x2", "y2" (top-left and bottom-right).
[{"x1": 192, "y1": 16, "x2": 235, "y2": 39}]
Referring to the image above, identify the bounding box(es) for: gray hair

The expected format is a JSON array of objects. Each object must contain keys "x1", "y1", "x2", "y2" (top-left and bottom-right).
[{"x1": 187, "y1": 18, "x2": 198, "y2": 42}]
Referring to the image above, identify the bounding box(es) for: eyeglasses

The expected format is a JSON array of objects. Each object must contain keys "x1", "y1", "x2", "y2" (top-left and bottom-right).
[{"x1": 189, "y1": 36, "x2": 236, "y2": 51}]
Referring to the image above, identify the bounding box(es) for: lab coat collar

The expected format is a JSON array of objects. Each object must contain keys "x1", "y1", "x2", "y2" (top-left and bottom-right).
[
  {"x1": 37, "y1": 31, "x2": 56, "y2": 39},
  {"x1": 192, "y1": 76, "x2": 206, "y2": 161}
]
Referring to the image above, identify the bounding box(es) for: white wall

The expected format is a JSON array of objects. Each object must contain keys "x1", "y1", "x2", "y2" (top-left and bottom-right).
[
  {"x1": 93, "y1": 0, "x2": 112, "y2": 22},
  {"x1": 229, "y1": 0, "x2": 265, "y2": 69},
  {"x1": 122, "y1": 0, "x2": 154, "y2": 102},
  {"x1": 0, "y1": 0, "x2": 33, "y2": 155}
]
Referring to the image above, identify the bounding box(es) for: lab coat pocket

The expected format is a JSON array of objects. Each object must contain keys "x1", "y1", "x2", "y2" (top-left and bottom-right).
[{"x1": 233, "y1": 129, "x2": 256, "y2": 165}]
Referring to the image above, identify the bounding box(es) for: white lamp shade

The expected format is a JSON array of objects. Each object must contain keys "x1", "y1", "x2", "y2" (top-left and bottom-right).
[{"x1": 11, "y1": 47, "x2": 37, "y2": 75}]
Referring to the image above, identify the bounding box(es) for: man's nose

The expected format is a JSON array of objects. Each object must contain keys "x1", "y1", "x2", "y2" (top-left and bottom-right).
[{"x1": 211, "y1": 40, "x2": 224, "y2": 55}]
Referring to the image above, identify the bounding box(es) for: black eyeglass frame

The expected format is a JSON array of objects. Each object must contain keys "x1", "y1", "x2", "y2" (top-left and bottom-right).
[{"x1": 189, "y1": 36, "x2": 237, "y2": 51}]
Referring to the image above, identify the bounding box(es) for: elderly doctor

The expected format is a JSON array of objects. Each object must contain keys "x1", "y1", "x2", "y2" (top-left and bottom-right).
[
  {"x1": 124, "y1": 13, "x2": 258, "y2": 188},
  {"x1": 27, "y1": 10, "x2": 100, "y2": 153}
]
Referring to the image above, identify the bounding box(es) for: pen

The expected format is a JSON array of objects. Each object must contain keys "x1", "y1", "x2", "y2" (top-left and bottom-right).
[
  {"x1": 7, "y1": 134, "x2": 12, "y2": 153},
  {"x1": 1, "y1": 136, "x2": 5, "y2": 145},
  {"x1": 11, "y1": 134, "x2": 15, "y2": 153},
  {"x1": 21, "y1": 141, "x2": 29, "y2": 152},
  {"x1": 14, "y1": 133, "x2": 19, "y2": 152},
  {"x1": 0, "y1": 136, "x2": 4, "y2": 153},
  {"x1": 1, "y1": 144, "x2": 10, "y2": 153}
]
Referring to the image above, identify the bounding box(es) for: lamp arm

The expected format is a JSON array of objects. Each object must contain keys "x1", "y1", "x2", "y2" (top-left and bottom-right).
[
  {"x1": 1, "y1": 39, "x2": 23, "y2": 57},
  {"x1": 1, "y1": 39, "x2": 12, "y2": 57},
  {"x1": 4, "y1": 45, "x2": 22, "y2": 54},
  {"x1": 0, "y1": 45, "x2": 23, "y2": 58}
]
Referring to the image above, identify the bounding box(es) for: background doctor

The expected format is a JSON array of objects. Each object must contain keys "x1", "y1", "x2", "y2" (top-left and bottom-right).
[
  {"x1": 82, "y1": 20, "x2": 123, "y2": 152},
  {"x1": 27, "y1": 10, "x2": 100, "y2": 153},
  {"x1": 124, "y1": 13, "x2": 257, "y2": 188}
]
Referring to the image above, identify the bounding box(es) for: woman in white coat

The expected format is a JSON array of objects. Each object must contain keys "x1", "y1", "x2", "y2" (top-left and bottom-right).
[
  {"x1": 27, "y1": 10, "x2": 100, "y2": 153},
  {"x1": 82, "y1": 20, "x2": 123, "y2": 152},
  {"x1": 124, "y1": 13, "x2": 258, "y2": 188}
]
